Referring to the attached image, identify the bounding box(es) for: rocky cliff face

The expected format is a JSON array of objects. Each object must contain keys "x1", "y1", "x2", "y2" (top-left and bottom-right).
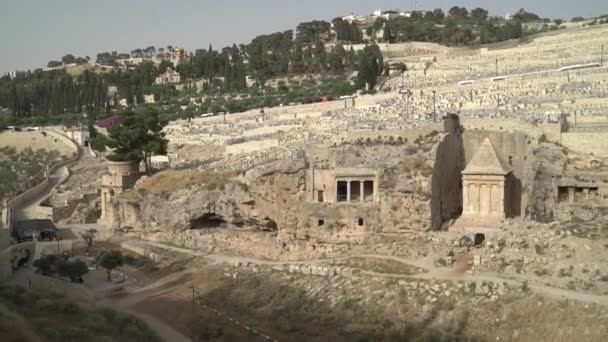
[
  {"x1": 106, "y1": 161, "x2": 308, "y2": 237},
  {"x1": 108, "y1": 181, "x2": 254, "y2": 234}
]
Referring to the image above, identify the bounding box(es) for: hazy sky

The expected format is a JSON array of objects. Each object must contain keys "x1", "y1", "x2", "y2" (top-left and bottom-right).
[{"x1": 2, "y1": 0, "x2": 608, "y2": 74}]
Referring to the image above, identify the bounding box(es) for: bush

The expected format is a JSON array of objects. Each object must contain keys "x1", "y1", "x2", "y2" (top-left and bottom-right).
[
  {"x1": 393, "y1": 62, "x2": 408, "y2": 73},
  {"x1": 34, "y1": 255, "x2": 88, "y2": 282},
  {"x1": 89, "y1": 133, "x2": 110, "y2": 152}
]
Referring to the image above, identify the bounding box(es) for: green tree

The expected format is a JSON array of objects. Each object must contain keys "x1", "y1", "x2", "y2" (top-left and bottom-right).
[
  {"x1": 61, "y1": 54, "x2": 76, "y2": 64},
  {"x1": 328, "y1": 44, "x2": 346, "y2": 73},
  {"x1": 356, "y1": 45, "x2": 383, "y2": 90},
  {"x1": 513, "y1": 9, "x2": 541, "y2": 22},
  {"x1": 158, "y1": 60, "x2": 174, "y2": 73},
  {"x1": 33, "y1": 256, "x2": 55, "y2": 276},
  {"x1": 57, "y1": 259, "x2": 89, "y2": 282},
  {"x1": 47, "y1": 60, "x2": 62, "y2": 68},
  {"x1": 80, "y1": 228, "x2": 98, "y2": 252},
  {"x1": 107, "y1": 106, "x2": 168, "y2": 174},
  {"x1": 97, "y1": 250, "x2": 124, "y2": 281},
  {"x1": 471, "y1": 8, "x2": 489, "y2": 22}
]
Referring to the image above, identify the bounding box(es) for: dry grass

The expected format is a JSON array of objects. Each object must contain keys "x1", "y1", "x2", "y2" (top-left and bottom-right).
[
  {"x1": 134, "y1": 170, "x2": 238, "y2": 194},
  {"x1": 0, "y1": 285, "x2": 161, "y2": 342},
  {"x1": 342, "y1": 257, "x2": 426, "y2": 275},
  {"x1": 0, "y1": 131, "x2": 73, "y2": 156},
  {"x1": 399, "y1": 157, "x2": 433, "y2": 176}
]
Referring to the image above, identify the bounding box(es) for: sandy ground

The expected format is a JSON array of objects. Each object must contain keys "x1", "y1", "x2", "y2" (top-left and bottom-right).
[{"x1": 0, "y1": 131, "x2": 74, "y2": 157}]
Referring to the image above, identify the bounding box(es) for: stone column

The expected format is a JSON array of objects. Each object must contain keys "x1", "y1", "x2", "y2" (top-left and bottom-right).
[
  {"x1": 499, "y1": 180, "x2": 505, "y2": 219},
  {"x1": 346, "y1": 181, "x2": 351, "y2": 203},
  {"x1": 462, "y1": 180, "x2": 469, "y2": 215},
  {"x1": 360, "y1": 181, "x2": 364, "y2": 203},
  {"x1": 568, "y1": 187, "x2": 575, "y2": 204}
]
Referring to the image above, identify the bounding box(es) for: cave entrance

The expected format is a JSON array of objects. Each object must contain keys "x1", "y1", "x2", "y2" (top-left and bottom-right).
[
  {"x1": 190, "y1": 213, "x2": 226, "y2": 229},
  {"x1": 263, "y1": 217, "x2": 278, "y2": 231},
  {"x1": 474, "y1": 233, "x2": 485, "y2": 247}
]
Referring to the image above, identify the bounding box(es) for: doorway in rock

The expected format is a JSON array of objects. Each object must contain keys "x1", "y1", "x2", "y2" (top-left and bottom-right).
[
  {"x1": 190, "y1": 213, "x2": 226, "y2": 229},
  {"x1": 474, "y1": 233, "x2": 485, "y2": 247}
]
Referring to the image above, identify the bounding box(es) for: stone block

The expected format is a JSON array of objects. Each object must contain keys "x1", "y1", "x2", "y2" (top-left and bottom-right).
[
  {"x1": 301, "y1": 266, "x2": 311, "y2": 275},
  {"x1": 473, "y1": 255, "x2": 482, "y2": 266},
  {"x1": 341, "y1": 268, "x2": 353, "y2": 277}
]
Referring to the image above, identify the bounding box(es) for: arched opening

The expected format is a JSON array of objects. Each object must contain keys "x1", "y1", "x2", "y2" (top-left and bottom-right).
[
  {"x1": 190, "y1": 213, "x2": 226, "y2": 229},
  {"x1": 474, "y1": 233, "x2": 485, "y2": 247},
  {"x1": 263, "y1": 217, "x2": 278, "y2": 231}
]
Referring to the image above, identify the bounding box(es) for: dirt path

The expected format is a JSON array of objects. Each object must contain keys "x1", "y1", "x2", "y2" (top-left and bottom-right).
[
  {"x1": 103, "y1": 289, "x2": 192, "y2": 342},
  {"x1": 9, "y1": 267, "x2": 191, "y2": 342},
  {"x1": 146, "y1": 243, "x2": 608, "y2": 307}
]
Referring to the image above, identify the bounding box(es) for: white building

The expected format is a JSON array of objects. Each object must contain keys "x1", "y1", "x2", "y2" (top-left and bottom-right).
[
  {"x1": 67, "y1": 127, "x2": 91, "y2": 147},
  {"x1": 107, "y1": 85, "x2": 119, "y2": 97},
  {"x1": 116, "y1": 57, "x2": 145, "y2": 67},
  {"x1": 155, "y1": 69, "x2": 181, "y2": 85},
  {"x1": 144, "y1": 94, "x2": 156, "y2": 104}
]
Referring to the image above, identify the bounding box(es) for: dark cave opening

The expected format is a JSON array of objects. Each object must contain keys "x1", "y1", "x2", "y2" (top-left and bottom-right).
[{"x1": 190, "y1": 213, "x2": 227, "y2": 229}]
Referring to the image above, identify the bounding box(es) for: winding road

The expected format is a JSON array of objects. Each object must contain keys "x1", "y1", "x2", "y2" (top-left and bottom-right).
[{"x1": 15, "y1": 135, "x2": 83, "y2": 221}]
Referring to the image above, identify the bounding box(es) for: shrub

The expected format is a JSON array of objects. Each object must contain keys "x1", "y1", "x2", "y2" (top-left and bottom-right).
[{"x1": 89, "y1": 133, "x2": 110, "y2": 152}]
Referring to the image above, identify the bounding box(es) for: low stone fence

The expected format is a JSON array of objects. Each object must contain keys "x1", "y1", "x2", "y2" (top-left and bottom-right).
[
  {"x1": 461, "y1": 118, "x2": 543, "y2": 137},
  {"x1": 120, "y1": 240, "x2": 168, "y2": 264},
  {"x1": 229, "y1": 260, "x2": 361, "y2": 279}
]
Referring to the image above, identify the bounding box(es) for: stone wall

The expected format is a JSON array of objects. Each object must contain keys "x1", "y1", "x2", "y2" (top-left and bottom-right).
[
  {"x1": 2, "y1": 130, "x2": 80, "y2": 228},
  {"x1": 0, "y1": 241, "x2": 34, "y2": 282},
  {"x1": 430, "y1": 133, "x2": 466, "y2": 230},
  {"x1": 561, "y1": 132, "x2": 608, "y2": 157},
  {"x1": 49, "y1": 193, "x2": 99, "y2": 222},
  {"x1": 461, "y1": 119, "x2": 542, "y2": 138}
]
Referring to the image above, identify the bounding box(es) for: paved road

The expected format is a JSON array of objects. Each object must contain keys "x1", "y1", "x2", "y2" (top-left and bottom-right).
[{"x1": 16, "y1": 144, "x2": 83, "y2": 221}]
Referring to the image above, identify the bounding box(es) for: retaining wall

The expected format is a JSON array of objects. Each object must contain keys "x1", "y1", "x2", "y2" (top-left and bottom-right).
[
  {"x1": 49, "y1": 192, "x2": 99, "y2": 222},
  {"x1": 0, "y1": 130, "x2": 80, "y2": 281},
  {"x1": 0, "y1": 241, "x2": 34, "y2": 282},
  {"x1": 1, "y1": 130, "x2": 80, "y2": 228}
]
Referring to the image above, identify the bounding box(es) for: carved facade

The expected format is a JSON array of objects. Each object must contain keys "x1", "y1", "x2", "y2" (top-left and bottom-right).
[
  {"x1": 99, "y1": 162, "x2": 140, "y2": 226},
  {"x1": 461, "y1": 138, "x2": 512, "y2": 222}
]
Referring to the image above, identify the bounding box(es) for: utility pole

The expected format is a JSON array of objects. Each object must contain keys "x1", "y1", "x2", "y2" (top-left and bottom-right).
[
  {"x1": 191, "y1": 286, "x2": 197, "y2": 341},
  {"x1": 432, "y1": 90, "x2": 437, "y2": 122},
  {"x1": 495, "y1": 57, "x2": 498, "y2": 77},
  {"x1": 406, "y1": 90, "x2": 411, "y2": 119}
]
